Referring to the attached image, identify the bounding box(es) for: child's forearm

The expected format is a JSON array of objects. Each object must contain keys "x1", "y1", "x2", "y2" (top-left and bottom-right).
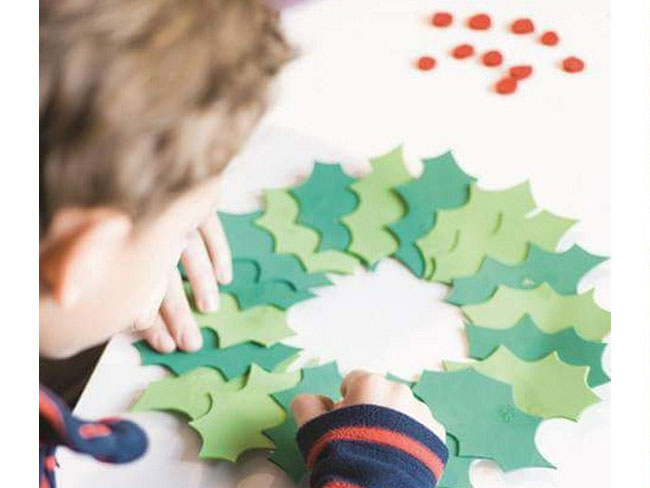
[{"x1": 297, "y1": 404, "x2": 448, "y2": 488}]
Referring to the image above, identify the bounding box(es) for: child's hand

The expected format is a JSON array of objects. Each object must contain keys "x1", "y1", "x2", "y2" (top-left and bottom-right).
[
  {"x1": 135, "y1": 214, "x2": 232, "y2": 353},
  {"x1": 291, "y1": 370, "x2": 446, "y2": 440}
]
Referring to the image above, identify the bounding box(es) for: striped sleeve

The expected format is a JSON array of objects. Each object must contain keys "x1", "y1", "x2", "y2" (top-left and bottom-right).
[{"x1": 296, "y1": 404, "x2": 448, "y2": 488}]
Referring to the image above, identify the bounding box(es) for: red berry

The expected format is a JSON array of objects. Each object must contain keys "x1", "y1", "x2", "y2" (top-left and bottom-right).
[
  {"x1": 511, "y1": 18, "x2": 535, "y2": 34},
  {"x1": 452, "y1": 44, "x2": 475, "y2": 59},
  {"x1": 417, "y1": 56, "x2": 436, "y2": 71},
  {"x1": 562, "y1": 56, "x2": 585, "y2": 73},
  {"x1": 468, "y1": 13, "x2": 491, "y2": 30},
  {"x1": 495, "y1": 77, "x2": 518, "y2": 95},
  {"x1": 509, "y1": 65, "x2": 533, "y2": 80},
  {"x1": 482, "y1": 50, "x2": 503, "y2": 67},
  {"x1": 431, "y1": 12, "x2": 453, "y2": 27},
  {"x1": 540, "y1": 31, "x2": 559, "y2": 46}
]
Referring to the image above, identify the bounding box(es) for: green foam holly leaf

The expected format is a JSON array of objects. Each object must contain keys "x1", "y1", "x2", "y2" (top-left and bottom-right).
[
  {"x1": 291, "y1": 163, "x2": 358, "y2": 252},
  {"x1": 439, "y1": 434, "x2": 475, "y2": 488},
  {"x1": 444, "y1": 346, "x2": 600, "y2": 420},
  {"x1": 416, "y1": 183, "x2": 576, "y2": 283},
  {"x1": 266, "y1": 362, "x2": 344, "y2": 482},
  {"x1": 341, "y1": 146, "x2": 412, "y2": 266},
  {"x1": 448, "y1": 244, "x2": 607, "y2": 306},
  {"x1": 189, "y1": 364, "x2": 300, "y2": 461},
  {"x1": 133, "y1": 328, "x2": 301, "y2": 378},
  {"x1": 220, "y1": 212, "x2": 331, "y2": 290},
  {"x1": 389, "y1": 152, "x2": 474, "y2": 277},
  {"x1": 465, "y1": 316, "x2": 609, "y2": 387},
  {"x1": 256, "y1": 189, "x2": 360, "y2": 274},
  {"x1": 413, "y1": 368, "x2": 552, "y2": 471},
  {"x1": 131, "y1": 367, "x2": 245, "y2": 420},
  {"x1": 272, "y1": 361, "x2": 343, "y2": 409},
  {"x1": 193, "y1": 293, "x2": 294, "y2": 347},
  {"x1": 462, "y1": 284, "x2": 611, "y2": 341},
  {"x1": 221, "y1": 260, "x2": 317, "y2": 310},
  {"x1": 416, "y1": 182, "x2": 535, "y2": 279}
]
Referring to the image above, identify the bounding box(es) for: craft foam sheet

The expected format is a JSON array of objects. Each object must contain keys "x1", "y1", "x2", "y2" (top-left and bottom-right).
[
  {"x1": 266, "y1": 362, "x2": 344, "y2": 482},
  {"x1": 389, "y1": 152, "x2": 474, "y2": 277},
  {"x1": 220, "y1": 211, "x2": 331, "y2": 291},
  {"x1": 132, "y1": 368, "x2": 245, "y2": 420},
  {"x1": 465, "y1": 316, "x2": 609, "y2": 387},
  {"x1": 290, "y1": 163, "x2": 358, "y2": 252},
  {"x1": 221, "y1": 260, "x2": 317, "y2": 310},
  {"x1": 462, "y1": 283, "x2": 611, "y2": 341},
  {"x1": 133, "y1": 328, "x2": 300, "y2": 378},
  {"x1": 448, "y1": 244, "x2": 606, "y2": 306},
  {"x1": 413, "y1": 368, "x2": 552, "y2": 472},
  {"x1": 192, "y1": 293, "x2": 294, "y2": 347},
  {"x1": 416, "y1": 182, "x2": 576, "y2": 283},
  {"x1": 189, "y1": 365, "x2": 301, "y2": 461},
  {"x1": 341, "y1": 146, "x2": 412, "y2": 266},
  {"x1": 444, "y1": 346, "x2": 599, "y2": 421},
  {"x1": 256, "y1": 189, "x2": 360, "y2": 275}
]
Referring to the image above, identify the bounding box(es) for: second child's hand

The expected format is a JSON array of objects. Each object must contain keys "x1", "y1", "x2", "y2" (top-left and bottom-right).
[{"x1": 134, "y1": 213, "x2": 232, "y2": 352}]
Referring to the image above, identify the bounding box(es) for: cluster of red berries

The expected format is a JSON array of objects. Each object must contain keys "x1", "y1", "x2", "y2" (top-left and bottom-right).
[{"x1": 416, "y1": 12, "x2": 585, "y2": 95}]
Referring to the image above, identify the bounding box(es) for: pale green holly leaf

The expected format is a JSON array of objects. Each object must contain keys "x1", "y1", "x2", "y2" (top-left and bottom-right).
[
  {"x1": 462, "y1": 284, "x2": 611, "y2": 341},
  {"x1": 444, "y1": 346, "x2": 600, "y2": 420}
]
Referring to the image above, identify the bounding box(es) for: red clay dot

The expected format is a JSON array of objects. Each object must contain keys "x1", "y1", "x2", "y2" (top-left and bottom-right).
[
  {"x1": 495, "y1": 77, "x2": 518, "y2": 95},
  {"x1": 482, "y1": 50, "x2": 503, "y2": 67},
  {"x1": 511, "y1": 18, "x2": 535, "y2": 34},
  {"x1": 562, "y1": 56, "x2": 585, "y2": 73},
  {"x1": 468, "y1": 13, "x2": 491, "y2": 30},
  {"x1": 540, "y1": 31, "x2": 560, "y2": 46},
  {"x1": 431, "y1": 12, "x2": 453, "y2": 27},
  {"x1": 509, "y1": 65, "x2": 533, "y2": 80},
  {"x1": 417, "y1": 56, "x2": 436, "y2": 71},
  {"x1": 452, "y1": 44, "x2": 475, "y2": 59}
]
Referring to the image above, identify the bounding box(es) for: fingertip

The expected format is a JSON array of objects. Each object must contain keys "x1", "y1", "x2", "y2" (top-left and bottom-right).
[{"x1": 291, "y1": 393, "x2": 332, "y2": 427}]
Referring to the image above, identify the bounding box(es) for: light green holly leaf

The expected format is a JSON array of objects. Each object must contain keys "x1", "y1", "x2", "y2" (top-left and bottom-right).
[
  {"x1": 465, "y1": 316, "x2": 609, "y2": 387},
  {"x1": 132, "y1": 368, "x2": 244, "y2": 420},
  {"x1": 193, "y1": 293, "x2": 294, "y2": 347},
  {"x1": 462, "y1": 284, "x2": 611, "y2": 341},
  {"x1": 444, "y1": 346, "x2": 600, "y2": 420},
  {"x1": 341, "y1": 146, "x2": 412, "y2": 266},
  {"x1": 416, "y1": 183, "x2": 575, "y2": 283},
  {"x1": 189, "y1": 365, "x2": 300, "y2": 461},
  {"x1": 256, "y1": 189, "x2": 360, "y2": 274}
]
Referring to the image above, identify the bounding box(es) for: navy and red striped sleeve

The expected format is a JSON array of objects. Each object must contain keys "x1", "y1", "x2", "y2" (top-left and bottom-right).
[
  {"x1": 296, "y1": 404, "x2": 448, "y2": 488},
  {"x1": 39, "y1": 385, "x2": 147, "y2": 488}
]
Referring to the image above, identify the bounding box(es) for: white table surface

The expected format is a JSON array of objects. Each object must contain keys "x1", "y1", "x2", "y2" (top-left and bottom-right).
[{"x1": 57, "y1": 1, "x2": 611, "y2": 487}]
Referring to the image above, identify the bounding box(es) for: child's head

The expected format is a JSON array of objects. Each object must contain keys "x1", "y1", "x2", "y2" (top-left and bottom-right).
[{"x1": 39, "y1": 0, "x2": 290, "y2": 358}]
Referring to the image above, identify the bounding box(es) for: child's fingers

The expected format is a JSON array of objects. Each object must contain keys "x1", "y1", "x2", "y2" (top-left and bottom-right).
[
  {"x1": 340, "y1": 369, "x2": 372, "y2": 397},
  {"x1": 199, "y1": 214, "x2": 233, "y2": 285},
  {"x1": 291, "y1": 394, "x2": 334, "y2": 427},
  {"x1": 160, "y1": 269, "x2": 203, "y2": 352},
  {"x1": 142, "y1": 315, "x2": 176, "y2": 353},
  {"x1": 180, "y1": 231, "x2": 220, "y2": 313}
]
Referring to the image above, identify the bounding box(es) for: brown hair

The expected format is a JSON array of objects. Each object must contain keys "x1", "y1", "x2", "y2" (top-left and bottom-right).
[{"x1": 40, "y1": 0, "x2": 291, "y2": 228}]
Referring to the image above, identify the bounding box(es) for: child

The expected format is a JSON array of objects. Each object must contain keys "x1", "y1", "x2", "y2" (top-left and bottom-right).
[{"x1": 39, "y1": 0, "x2": 448, "y2": 487}]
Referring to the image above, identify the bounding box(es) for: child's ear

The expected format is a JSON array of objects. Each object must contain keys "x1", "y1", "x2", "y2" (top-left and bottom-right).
[{"x1": 40, "y1": 207, "x2": 133, "y2": 307}]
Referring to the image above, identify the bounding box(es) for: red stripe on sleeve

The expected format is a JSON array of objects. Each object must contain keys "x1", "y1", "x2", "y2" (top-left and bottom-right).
[
  {"x1": 307, "y1": 426, "x2": 445, "y2": 481},
  {"x1": 39, "y1": 390, "x2": 66, "y2": 438},
  {"x1": 323, "y1": 481, "x2": 365, "y2": 488}
]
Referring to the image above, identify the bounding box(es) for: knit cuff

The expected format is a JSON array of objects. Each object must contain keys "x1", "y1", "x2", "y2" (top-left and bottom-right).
[{"x1": 297, "y1": 404, "x2": 448, "y2": 487}]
